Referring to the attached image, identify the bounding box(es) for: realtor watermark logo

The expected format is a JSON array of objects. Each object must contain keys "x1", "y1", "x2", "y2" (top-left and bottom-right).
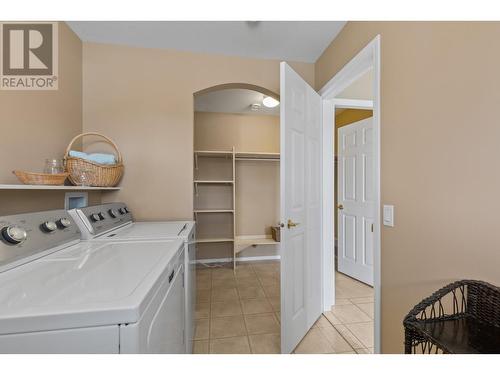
[{"x1": 0, "y1": 22, "x2": 58, "y2": 90}]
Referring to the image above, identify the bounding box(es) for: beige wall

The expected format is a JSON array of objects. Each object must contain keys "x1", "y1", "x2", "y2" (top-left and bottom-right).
[
  {"x1": 82, "y1": 42, "x2": 313, "y2": 221},
  {"x1": 0, "y1": 22, "x2": 87, "y2": 214},
  {"x1": 194, "y1": 112, "x2": 279, "y2": 152},
  {"x1": 0, "y1": 190, "x2": 101, "y2": 216},
  {"x1": 316, "y1": 22, "x2": 500, "y2": 353}
]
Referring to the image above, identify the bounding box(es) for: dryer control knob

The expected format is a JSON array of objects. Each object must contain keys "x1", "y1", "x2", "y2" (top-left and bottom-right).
[
  {"x1": 57, "y1": 218, "x2": 71, "y2": 229},
  {"x1": 119, "y1": 208, "x2": 126, "y2": 215},
  {"x1": 1, "y1": 225, "x2": 27, "y2": 244},
  {"x1": 40, "y1": 221, "x2": 57, "y2": 233},
  {"x1": 90, "y1": 213, "x2": 101, "y2": 222},
  {"x1": 108, "y1": 209, "x2": 119, "y2": 218}
]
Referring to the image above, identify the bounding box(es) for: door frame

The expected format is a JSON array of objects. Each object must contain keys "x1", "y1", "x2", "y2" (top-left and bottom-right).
[{"x1": 319, "y1": 35, "x2": 381, "y2": 353}]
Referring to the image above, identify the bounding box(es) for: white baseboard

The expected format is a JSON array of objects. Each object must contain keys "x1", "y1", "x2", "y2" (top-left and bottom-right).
[
  {"x1": 195, "y1": 257, "x2": 231, "y2": 264},
  {"x1": 238, "y1": 255, "x2": 281, "y2": 262},
  {"x1": 195, "y1": 255, "x2": 280, "y2": 264}
]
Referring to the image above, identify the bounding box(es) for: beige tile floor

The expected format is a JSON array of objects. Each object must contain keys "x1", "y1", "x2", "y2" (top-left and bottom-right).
[
  {"x1": 295, "y1": 271, "x2": 375, "y2": 354},
  {"x1": 193, "y1": 261, "x2": 374, "y2": 354}
]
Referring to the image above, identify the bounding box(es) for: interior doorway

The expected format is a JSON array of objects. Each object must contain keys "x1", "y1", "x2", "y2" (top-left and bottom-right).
[
  {"x1": 334, "y1": 69, "x2": 375, "y2": 286},
  {"x1": 191, "y1": 84, "x2": 282, "y2": 354},
  {"x1": 336, "y1": 112, "x2": 375, "y2": 285},
  {"x1": 333, "y1": 101, "x2": 375, "y2": 353},
  {"x1": 320, "y1": 36, "x2": 381, "y2": 353},
  {"x1": 193, "y1": 85, "x2": 281, "y2": 267}
]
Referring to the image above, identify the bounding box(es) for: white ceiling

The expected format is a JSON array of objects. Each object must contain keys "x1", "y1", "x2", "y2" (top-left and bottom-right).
[
  {"x1": 67, "y1": 21, "x2": 346, "y2": 63},
  {"x1": 195, "y1": 89, "x2": 279, "y2": 116}
]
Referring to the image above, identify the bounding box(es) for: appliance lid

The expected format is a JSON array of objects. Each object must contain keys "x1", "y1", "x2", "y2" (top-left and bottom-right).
[
  {"x1": 0, "y1": 238, "x2": 184, "y2": 334},
  {"x1": 98, "y1": 221, "x2": 195, "y2": 241}
]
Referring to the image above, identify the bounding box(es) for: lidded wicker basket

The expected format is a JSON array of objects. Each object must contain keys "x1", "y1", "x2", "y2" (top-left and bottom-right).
[{"x1": 64, "y1": 132, "x2": 124, "y2": 187}]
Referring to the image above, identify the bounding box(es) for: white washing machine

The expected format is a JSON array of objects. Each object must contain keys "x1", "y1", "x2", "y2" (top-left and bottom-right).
[
  {"x1": 68, "y1": 202, "x2": 196, "y2": 353},
  {"x1": 0, "y1": 209, "x2": 185, "y2": 354}
]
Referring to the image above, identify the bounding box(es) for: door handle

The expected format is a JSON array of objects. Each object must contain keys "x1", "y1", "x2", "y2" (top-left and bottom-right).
[
  {"x1": 287, "y1": 219, "x2": 300, "y2": 229},
  {"x1": 337, "y1": 204, "x2": 344, "y2": 210}
]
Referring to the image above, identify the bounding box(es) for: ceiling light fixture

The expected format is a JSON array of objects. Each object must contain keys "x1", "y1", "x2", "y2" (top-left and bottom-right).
[{"x1": 263, "y1": 96, "x2": 279, "y2": 108}]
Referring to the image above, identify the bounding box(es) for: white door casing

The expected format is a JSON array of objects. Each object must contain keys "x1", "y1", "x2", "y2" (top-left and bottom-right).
[
  {"x1": 337, "y1": 118, "x2": 374, "y2": 286},
  {"x1": 319, "y1": 35, "x2": 381, "y2": 353},
  {"x1": 280, "y1": 62, "x2": 322, "y2": 354}
]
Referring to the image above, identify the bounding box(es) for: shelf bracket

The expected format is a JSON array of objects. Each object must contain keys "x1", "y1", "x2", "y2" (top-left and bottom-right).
[
  {"x1": 194, "y1": 181, "x2": 198, "y2": 197},
  {"x1": 194, "y1": 153, "x2": 199, "y2": 170}
]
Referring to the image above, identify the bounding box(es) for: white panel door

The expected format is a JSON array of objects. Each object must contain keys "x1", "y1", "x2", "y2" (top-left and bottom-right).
[
  {"x1": 337, "y1": 118, "x2": 374, "y2": 286},
  {"x1": 280, "y1": 62, "x2": 322, "y2": 354}
]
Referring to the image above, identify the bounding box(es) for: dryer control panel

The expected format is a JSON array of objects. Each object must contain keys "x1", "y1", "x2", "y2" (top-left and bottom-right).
[
  {"x1": 0, "y1": 210, "x2": 81, "y2": 273},
  {"x1": 69, "y1": 202, "x2": 133, "y2": 239}
]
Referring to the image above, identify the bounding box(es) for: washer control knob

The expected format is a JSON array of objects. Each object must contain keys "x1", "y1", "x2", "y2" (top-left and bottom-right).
[
  {"x1": 57, "y1": 218, "x2": 71, "y2": 229},
  {"x1": 90, "y1": 213, "x2": 101, "y2": 222},
  {"x1": 108, "y1": 209, "x2": 119, "y2": 218},
  {"x1": 119, "y1": 208, "x2": 126, "y2": 215},
  {"x1": 1, "y1": 225, "x2": 28, "y2": 244},
  {"x1": 41, "y1": 221, "x2": 57, "y2": 233},
  {"x1": 124, "y1": 207, "x2": 130, "y2": 214},
  {"x1": 98, "y1": 212, "x2": 105, "y2": 221}
]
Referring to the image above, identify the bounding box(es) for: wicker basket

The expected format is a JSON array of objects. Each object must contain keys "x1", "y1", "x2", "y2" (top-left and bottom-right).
[
  {"x1": 64, "y1": 132, "x2": 124, "y2": 187},
  {"x1": 13, "y1": 170, "x2": 69, "y2": 186},
  {"x1": 403, "y1": 280, "x2": 500, "y2": 354},
  {"x1": 271, "y1": 226, "x2": 281, "y2": 242}
]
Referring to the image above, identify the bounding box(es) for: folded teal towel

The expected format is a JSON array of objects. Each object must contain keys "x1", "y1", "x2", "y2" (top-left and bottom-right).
[{"x1": 69, "y1": 150, "x2": 117, "y2": 165}]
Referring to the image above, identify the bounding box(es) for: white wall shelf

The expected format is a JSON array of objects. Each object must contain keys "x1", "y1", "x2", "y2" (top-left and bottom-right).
[
  {"x1": 195, "y1": 150, "x2": 279, "y2": 161},
  {"x1": 193, "y1": 180, "x2": 234, "y2": 196},
  {"x1": 194, "y1": 150, "x2": 233, "y2": 157},
  {"x1": 0, "y1": 184, "x2": 120, "y2": 191},
  {"x1": 235, "y1": 235, "x2": 280, "y2": 254},
  {"x1": 194, "y1": 150, "x2": 234, "y2": 170},
  {"x1": 194, "y1": 180, "x2": 234, "y2": 184},
  {"x1": 194, "y1": 209, "x2": 234, "y2": 213},
  {"x1": 196, "y1": 238, "x2": 235, "y2": 244},
  {"x1": 235, "y1": 151, "x2": 280, "y2": 162}
]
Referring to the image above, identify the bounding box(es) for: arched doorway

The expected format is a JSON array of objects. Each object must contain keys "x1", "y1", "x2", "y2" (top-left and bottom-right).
[
  {"x1": 193, "y1": 82, "x2": 281, "y2": 264},
  {"x1": 194, "y1": 83, "x2": 279, "y2": 101}
]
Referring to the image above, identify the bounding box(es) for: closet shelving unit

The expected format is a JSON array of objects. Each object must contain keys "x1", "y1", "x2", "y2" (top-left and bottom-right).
[
  {"x1": 194, "y1": 147, "x2": 236, "y2": 263},
  {"x1": 193, "y1": 147, "x2": 280, "y2": 268}
]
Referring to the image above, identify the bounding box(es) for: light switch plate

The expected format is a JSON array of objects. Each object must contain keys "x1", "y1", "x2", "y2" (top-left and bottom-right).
[{"x1": 383, "y1": 205, "x2": 394, "y2": 227}]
